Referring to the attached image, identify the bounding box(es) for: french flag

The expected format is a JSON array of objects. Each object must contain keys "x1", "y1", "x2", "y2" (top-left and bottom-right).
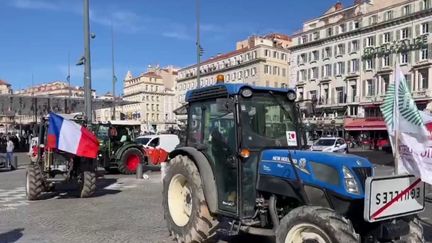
[{"x1": 47, "y1": 113, "x2": 99, "y2": 159}]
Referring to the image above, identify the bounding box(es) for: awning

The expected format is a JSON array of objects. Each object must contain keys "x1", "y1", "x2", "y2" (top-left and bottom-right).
[{"x1": 344, "y1": 118, "x2": 386, "y2": 131}]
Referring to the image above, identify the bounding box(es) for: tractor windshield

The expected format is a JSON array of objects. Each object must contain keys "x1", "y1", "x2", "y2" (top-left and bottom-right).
[
  {"x1": 239, "y1": 93, "x2": 298, "y2": 149},
  {"x1": 96, "y1": 125, "x2": 110, "y2": 140}
]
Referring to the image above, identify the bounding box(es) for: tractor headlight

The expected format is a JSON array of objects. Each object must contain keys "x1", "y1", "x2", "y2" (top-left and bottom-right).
[
  {"x1": 343, "y1": 166, "x2": 360, "y2": 195},
  {"x1": 241, "y1": 88, "x2": 253, "y2": 98},
  {"x1": 287, "y1": 90, "x2": 297, "y2": 101}
]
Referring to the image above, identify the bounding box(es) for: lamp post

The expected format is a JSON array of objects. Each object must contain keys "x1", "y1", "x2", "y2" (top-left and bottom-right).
[
  {"x1": 83, "y1": 0, "x2": 93, "y2": 123},
  {"x1": 196, "y1": 0, "x2": 202, "y2": 88},
  {"x1": 111, "y1": 23, "x2": 117, "y2": 120}
]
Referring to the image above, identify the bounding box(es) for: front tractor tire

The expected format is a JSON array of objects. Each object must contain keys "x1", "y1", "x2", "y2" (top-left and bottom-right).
[
  {"x1": 402, "y1": 217, "x2": 425, "y2": 243},
  {"x1": 276, "y1": 206, "x2": 359, "y2": 243},
  {"x1": 162, "y1": 155, "x2": 218, "y2": 243},
  {"x1": 26, "y1": 163, "x2": 44, "y2": 200},
  {"x1": 79, "y1": 170, "x2": 96, "y2": 198},
  {"x1": 118, "y1": 148, "x2": 145, "y2": 174}
]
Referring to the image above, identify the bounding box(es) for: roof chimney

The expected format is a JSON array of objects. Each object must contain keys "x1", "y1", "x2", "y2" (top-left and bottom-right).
[{"x1": 335, "y1": 1, "x2": 343, "y2": 11}]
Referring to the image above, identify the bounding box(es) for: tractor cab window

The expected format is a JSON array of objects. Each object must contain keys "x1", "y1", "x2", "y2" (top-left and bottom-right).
[
  {"x1": 97, "y1": 126, "x2": 110, "y2": 140},
  {"x1": 148, "y1": 138, "x2": 160, "y2": 147},
  {"x1": 239, "y1": 93, "x2": 297, "y2": 149}
]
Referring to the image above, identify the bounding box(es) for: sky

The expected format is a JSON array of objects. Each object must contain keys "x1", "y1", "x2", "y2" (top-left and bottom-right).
[{"x1": 0, "y1": 0, "x2": 354, "y2": 95}]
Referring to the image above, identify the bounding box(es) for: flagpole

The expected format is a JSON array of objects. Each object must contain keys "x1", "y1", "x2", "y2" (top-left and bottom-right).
[{"x1": 394, "y1": 53, "x2": 400, "y2": 175}]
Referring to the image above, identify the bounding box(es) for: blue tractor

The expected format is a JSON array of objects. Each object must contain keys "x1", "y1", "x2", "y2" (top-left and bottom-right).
[{"x1": 162, "y1": 83, "x2": 424, "y2": 243}]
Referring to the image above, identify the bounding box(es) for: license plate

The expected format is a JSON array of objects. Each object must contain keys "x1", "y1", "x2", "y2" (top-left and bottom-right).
[{"x1": 364, "y1": 175, "x2": 425, "y2": 222}]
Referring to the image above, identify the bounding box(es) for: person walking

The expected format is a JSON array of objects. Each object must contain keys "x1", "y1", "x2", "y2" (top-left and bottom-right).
[{"x1": 6, "y1": 137, "x2": 14, "y2": 168}]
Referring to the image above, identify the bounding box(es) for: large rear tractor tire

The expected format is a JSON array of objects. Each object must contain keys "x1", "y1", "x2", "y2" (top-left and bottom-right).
[
  {"x1": 400, "y1": 217, "x2": 424, "y2": 243},
  {"x1": 118, "y1": 148, "x2": 145, "y2": 174},
  {"x1": 26, "y1": 163, "x2": 44, "y2": 200},
  {"x1": 79, "y1": 170, "x2": 96, "y2": 198},
  {"x1": 276, "y1": 206, "x2": 359, "y2": 243},
  {"x1": 162, "y1": 155, "x2": 218, "y2": 243}
]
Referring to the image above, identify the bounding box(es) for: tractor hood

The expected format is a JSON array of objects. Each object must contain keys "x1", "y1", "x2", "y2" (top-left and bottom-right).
[{"x1": 258, "y1": 149, "x2": 373, "y2": 199}]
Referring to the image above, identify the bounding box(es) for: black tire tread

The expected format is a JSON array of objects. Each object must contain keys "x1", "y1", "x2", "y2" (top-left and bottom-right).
[
  {"x1": 276, "y1": 206, "x2": 359, "y2": 243},
  {"x1": 80, "y1": 171, "x2": 96, "y2": 198},
  {"x1": 26, "y1": 163, "x2": 44, "y2": 200},
  {"x1": 163, "y1": 155, "x2": 218, "y2": 243},
  {"x1": 400, "y1": 217, "x2": 425, "y2": 243}
]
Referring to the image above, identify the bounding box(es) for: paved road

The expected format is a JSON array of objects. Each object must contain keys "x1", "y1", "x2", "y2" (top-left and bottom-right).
[{"x1": 0, "y1": 152, "x2": 431, "y2": 243}]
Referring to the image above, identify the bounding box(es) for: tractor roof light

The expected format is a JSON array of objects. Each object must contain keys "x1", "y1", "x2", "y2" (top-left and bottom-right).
[
  {"x1": 216, "y1": 75, "x2": 225, "y2": 84},
  {"x1": 241, "y1": 88, "x2": 253, "y2": 98},
  {"x1": 239, "y1": 148, "x2": 250, "y2": 158},
  {"x1": 287, "y1": 91, "x2": 297, "y2": 101}
]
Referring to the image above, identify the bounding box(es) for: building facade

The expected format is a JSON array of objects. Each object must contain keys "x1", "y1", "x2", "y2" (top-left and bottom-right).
[
  {"x1": 175, "y1": 34, "x2": 291, "y2": 107},
  {"x1": 289, "y1": 0, "x2": 432, "y2": 138},
  {"x1": 14, "y1": 81, "x2": 96, "y2": 98},
  {"x1": 0, "y1": 80, "x2": 12, "y2": 94},
  {"x1": 122, "y1": 67, "x2": 179, "y2": 132}
]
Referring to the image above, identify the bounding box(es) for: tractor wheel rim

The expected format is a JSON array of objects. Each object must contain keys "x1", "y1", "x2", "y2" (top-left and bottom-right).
[
  {"x1": 126, "y1": 154, "x2": 140, "y2": 171},
  {"x1": 285, "y1": 223, "x2": 331, "y2": 243},
  {"x1": 168, "y1": 174, "x2": 192, "y2": 227}
]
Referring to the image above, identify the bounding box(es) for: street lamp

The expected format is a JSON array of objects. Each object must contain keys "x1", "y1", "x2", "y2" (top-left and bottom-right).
[{"x1": 82, "y1": 0, "x2": 93, "y2": 123}]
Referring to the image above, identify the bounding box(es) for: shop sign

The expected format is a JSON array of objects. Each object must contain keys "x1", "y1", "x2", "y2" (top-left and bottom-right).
[{"x1": 363, "y1": 34, "x2": 429, "y2": 59}]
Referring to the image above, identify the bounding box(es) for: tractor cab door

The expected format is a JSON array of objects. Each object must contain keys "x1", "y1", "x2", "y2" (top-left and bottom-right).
[{"x1": 187, "y1": 99, "x2": 239, "y2": 216}]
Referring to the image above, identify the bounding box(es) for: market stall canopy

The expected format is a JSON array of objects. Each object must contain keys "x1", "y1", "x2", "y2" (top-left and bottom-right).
[{"x1": 344, "y1": 118, "x2": 386, "y2": 131}]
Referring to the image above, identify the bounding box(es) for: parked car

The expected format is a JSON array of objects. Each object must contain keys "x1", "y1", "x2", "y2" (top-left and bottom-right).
[
  {"x1": 310, "y1": 137, "x2": 348, "y2": 153},
  {"x1": 135, "y1": 134, "x2": 180, "y2": 165}
]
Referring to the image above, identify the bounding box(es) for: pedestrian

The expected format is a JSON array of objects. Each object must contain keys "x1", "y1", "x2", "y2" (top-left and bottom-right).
[{"x1": 6, "y1": 137, "x2": 14, "y2": 168}]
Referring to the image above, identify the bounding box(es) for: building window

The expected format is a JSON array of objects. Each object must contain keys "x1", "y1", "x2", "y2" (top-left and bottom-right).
[
  {"x1": 353, "y1": 21, "x2": 360, "y2": 30},
  {"x1": 251, "y1": 67, "x2": 257, "y2": 76},
  {"x1": 405, "y1": 74, "x2": 412, "y2": 90},
  {"x1": 336, "y1": 44, "x2": 345, "y2": 56},
  {"x1": 421, "y1": 48, "x2": 429, "y2": 60},
  {"x1": 383, "y1": 32, "x2": 391, "y2": 43},
  {"x1": 312, "y1": 50, "x2": 319, "y2": 61},
  {"x1": 245, "y1": 69, "x2": 250, "y2": 78},
  {"x1": 311, "y1": 67, "x2": 318, "y2": 79},
  {"x1": 350, "y1": 59, "x2": 359, "y2": 73},
  {"x1": 313, "y1": 31, "x2": 320, "y2": 40},
  {"x1": 422, "y1": 0, "x2": 431, "y2": 10},
  {"x1": 339, "y1": 23, "x2": 346, "y2": 33},
  {"x1": 324, "y1": 47, "x2": 332, "y2": 59},
  {"x1": 350, "y1": 40, "x2": 359, "y2": 53},
  {"x1": 300, "y1": 69, "x2": 307, "y2": 81},
  {"x1": 264, "y1": 49, "x2": 270, "y2": 56},
  {"x1": 273, "y1": 51, "x2": 279, "y2": 59},
  {"x1": 264, "y1": 65, "x2": 270, "y2": 74},
  {"x1": 384, "y1": 10, "x2": 393, "y2": 21},
  {"x1": 300, "y1": 53, "x2": 307, "y2": 64},
  {"x1": 366, "y1": 79, "x2": 375, "y2": 96},
  {"x1": 281, "y1": 53, "x2": 287, "y2": 60},
  {"x1": 419, "y1": 69, "x2": 429, "y2": 89},
  {"x1": 400, "y1": 52, "x2": 409, "y2": 64},
  {"x1": 366, "y1": 36, "x2": 375, "y2": 47},
  {"x1": 282, "y1": 68, "x2": 286, "y2": 77},
  {"x1": 401, "y1": 28, "x2": 410, "y2": 39},
  {"x1": 421, "y1": 22, "x2": 429, "y2": 34},
  {"x1": 327, "y1": 27, "x2": 333, "y2": 37},
  {"x1": 323, "y1": 64, "x2": 332, "y2": 77},
  {"x1": 301, "y1": 35, "x2": 308, "y2": 44},
  {"x1": 366, "y1": 59, "x2": 374, "y2": 70},
  {"x1": 402, "y1": 5, "x2": 411, "y2": 16},
  {"x1": 382, "y1": 54, "x2": 390, "y2": 67},
  {"x1": 336, "y1": 62, "x2": 345, "y2": 75},
  {"x1": 369, "y1": 15, "x2": 378, "y2": 25}
]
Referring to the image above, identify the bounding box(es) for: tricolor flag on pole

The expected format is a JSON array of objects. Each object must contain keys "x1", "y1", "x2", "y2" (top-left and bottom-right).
[
  {"x1": 380, "y1": 66, "x2": 432, "y2": 185},
  {"x1": 47, "y1": 113, "x2": 99, "y2": 159}
]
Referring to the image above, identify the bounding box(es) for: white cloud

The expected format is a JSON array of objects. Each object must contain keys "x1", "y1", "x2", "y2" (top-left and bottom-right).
[{"x1": 9, "y1": 0, "x2": 61, "y2": 10}]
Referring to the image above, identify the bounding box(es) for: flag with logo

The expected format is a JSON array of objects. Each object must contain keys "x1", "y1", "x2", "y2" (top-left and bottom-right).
[{"x1": 380, "y1": 66, "x2": 432, "y2": 185}]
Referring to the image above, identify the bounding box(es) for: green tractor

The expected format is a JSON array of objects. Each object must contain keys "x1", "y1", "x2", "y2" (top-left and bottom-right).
[{"x1": 94, "y1": 121, "x2": 146, "y2": 174}]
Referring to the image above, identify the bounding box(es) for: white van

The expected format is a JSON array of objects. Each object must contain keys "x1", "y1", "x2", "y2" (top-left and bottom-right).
[{"x1": 135, "y1": 134, "x2": 180, "y2": 152}]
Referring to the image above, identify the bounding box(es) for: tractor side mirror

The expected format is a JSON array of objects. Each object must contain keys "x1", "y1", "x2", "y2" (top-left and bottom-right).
[{"x1": 216, "y1": 98, "x2": 235, "y2": 113}]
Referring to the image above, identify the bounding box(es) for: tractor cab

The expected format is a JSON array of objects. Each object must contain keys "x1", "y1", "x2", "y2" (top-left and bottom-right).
[{"x1": 183, "y1": 83, "x2": 300, "y2": 217}]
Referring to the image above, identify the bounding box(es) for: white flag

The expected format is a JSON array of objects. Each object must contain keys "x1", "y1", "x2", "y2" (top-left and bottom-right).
[{"x1": 380, "y1": 66, "x2": 432, "y2": 185}]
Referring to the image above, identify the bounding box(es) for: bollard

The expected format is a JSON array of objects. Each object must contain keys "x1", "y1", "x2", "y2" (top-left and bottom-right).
[
  {"x1": 161, "y1": 162, "x2": 167, "y2": 182},
  {"x1": 136, "y1": 163, "x2": 143, "y2": 179},
  {"x1": 12, "y1": 156, "x2": 18, "y2": 170}
]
